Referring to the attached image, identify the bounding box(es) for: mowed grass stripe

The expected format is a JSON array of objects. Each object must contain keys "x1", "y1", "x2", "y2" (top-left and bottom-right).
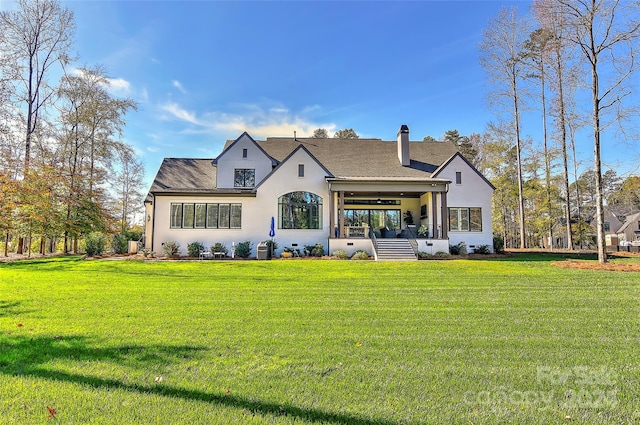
[{"x1": 0, "y1": 255, "x2": 638, "y2": 424}]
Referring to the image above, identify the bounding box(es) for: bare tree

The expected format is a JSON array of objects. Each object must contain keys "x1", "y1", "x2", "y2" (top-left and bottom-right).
[
  {"x1": 311, "y1": 128, "x2": 329, "y2": 138},
  {"x1": 523, "y1": 28, "x2": 557, "y2": 249},
  {"x1": 479, "y1": 6, "x2": 531, "y2": 249},
  {"x1": 0, "y1": 0, "x2": 75, "y2": 172},
  {"x1": 113, "y1": 147, "x2": 145, "y2": 231},
  {"x1": 56, "y1": 65, "x2": 136, "y2": 251},
  {"x1": 552, "y1": 0, "x2": 640, "y2": 263},
  {"x1": 535, "y1": 1, "x2": 581, "y2": 250},
  {"x1": 333, "y1": 128, "x2": 359, "y2": 139}
]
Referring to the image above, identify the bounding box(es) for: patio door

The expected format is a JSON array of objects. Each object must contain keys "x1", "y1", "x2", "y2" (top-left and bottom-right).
[{"x1": 344, "y1": 209, "x2": 401, "y2": 230}]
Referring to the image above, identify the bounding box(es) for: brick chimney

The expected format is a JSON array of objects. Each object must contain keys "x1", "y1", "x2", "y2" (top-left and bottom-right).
[{"x1": 397, "y1": 124, "x2": 410, "y2": 166}]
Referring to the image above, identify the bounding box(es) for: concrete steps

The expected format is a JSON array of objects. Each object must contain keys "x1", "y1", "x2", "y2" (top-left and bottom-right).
[{"x1": 376, "y1": 239, "x2": 417, "y2": 261}]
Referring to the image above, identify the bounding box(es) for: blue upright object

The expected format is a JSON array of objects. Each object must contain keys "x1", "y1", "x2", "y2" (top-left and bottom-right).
[{"x1": 269, "y1": 216, "x2": 275, "y2": 237}]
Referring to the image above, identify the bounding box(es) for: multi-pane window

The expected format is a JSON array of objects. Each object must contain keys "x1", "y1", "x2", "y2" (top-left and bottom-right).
[
  {"x1": 448, "y1": 207, "x2": 482, "y2": 232},
  {"x1": 234, "y1": 168, "x2": 255, "y2": 188},
  {"x1": 170, "y1": 203, "x2": 241, "y2": 229},
  {"x1": 195, "y1": 203, "x2": 207, "y2": 228},
  {"x1": 278, "y1": 192, "x2": 322, "y2": 229}
]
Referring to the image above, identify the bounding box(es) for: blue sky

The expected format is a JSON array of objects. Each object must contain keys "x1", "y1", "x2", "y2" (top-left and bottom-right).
[{"x1": 3, "y1": 1, "x2": 638, "y2": 187}]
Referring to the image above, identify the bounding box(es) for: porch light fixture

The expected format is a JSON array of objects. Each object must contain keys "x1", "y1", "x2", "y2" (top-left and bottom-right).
[{"x1": 147, "y1": 214, "x2": 151, "y2": 222}]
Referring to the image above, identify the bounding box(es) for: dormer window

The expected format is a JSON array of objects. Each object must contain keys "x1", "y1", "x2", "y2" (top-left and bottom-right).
[{"x1": 234, "y1": 168, "x2": 255, "y2": 188}]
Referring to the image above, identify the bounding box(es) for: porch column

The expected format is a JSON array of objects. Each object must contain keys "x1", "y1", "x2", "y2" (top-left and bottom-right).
[
  {"x1": 441, "y1": 191, "x2": 448, "y2": 240},
  {"x1": 431, "y1": 193, "x2": 438, "y2": 238},
  {"x1": 339, "y1": 191, "x2": 345, "y2": 238},
  {"x1": 329, "y1": 190, "x2": 335, "y2": 238}
]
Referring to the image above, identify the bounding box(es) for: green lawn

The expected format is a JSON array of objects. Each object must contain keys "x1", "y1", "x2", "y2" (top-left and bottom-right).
[{"x1": 0, "y1": 255, "x2": 638, "y2": 424}]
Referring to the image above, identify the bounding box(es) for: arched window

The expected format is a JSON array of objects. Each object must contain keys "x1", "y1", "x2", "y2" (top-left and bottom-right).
[{"x1": 278, "y1": 192, "x2": 322, "y2": 229}]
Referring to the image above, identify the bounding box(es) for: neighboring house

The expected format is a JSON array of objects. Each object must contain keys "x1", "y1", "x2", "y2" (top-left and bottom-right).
[
  {"x1": 144, "y1": 125, "x2": 495, "y2": 259},
  {"x1": 602, "y1": 207, "x2": 625, "y2": 235},
  {"x1": 615, "y1": 211, "x2": 640, "y2": 245},
  {"x1": 577, "y1": 206, "x2": 640, "y2": 247}
]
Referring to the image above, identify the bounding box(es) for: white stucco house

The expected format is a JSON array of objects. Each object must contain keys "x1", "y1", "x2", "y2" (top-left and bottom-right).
[{"x1": 144, "y1": 125, "x2": 495, "y2": 259}]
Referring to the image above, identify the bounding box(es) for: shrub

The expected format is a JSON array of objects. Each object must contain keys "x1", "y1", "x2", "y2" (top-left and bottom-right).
[
  {"x1": 85, "y1": 232, "x2": 106, "y2": 257},
  {"x1": 142, "y1": 247, "x2": 155, "y2": 258},
  {"x1": 162, "y1": 240, "x2": 180, "y2": 257},
  {"x1": 280, "y1": 251, "x2": 293, "y2": 259},
  {"x1": 332, "y1": 249, "x2": 349, "y2": 259},
  {"x1": 351, "y1": 250, "x2": 370, "y2": 260},
  {"x1": 112, "y1": 233, "x2": 129, "y2": 255},
  {"x1": 474, "y1": 244, "x2": 491, "y2": 255},
  {"x1": 187, "y1": 241, "x2": 205, "y2": 257},
  {"x1": 417, "y1": 251, "x2": 431, "y2": 259},
  {"x1": 235, "y1": 241, "x2": 253, "y2": 258},
  {"x1": 263, "y1": 240, "x2": 279, "y2": 256},
  {"x1": 493, "y1": 234, "x2": 504, "y2": 253},
  {"x1": 449, "y1": 242, "x2": 467, "y2": 255},
  {"x1": 210, "y1": 242, "x2": 228, "y2": 256},
  {"x1": 304, "y1": 243, "x2": 324, "y2": 257},
  {"x1": 433, "y1": 251, "x2": 451, "y2": 258},
  {"x1": 284, "y1": 246, "x2": 301, "y2": 257}
]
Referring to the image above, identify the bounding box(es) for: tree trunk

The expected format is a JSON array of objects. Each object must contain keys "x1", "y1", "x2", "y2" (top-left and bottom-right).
[
  {"x1": 540, "y1": 64, "x2": 553, "y2": 251},
  {"x1": 513, "y1": 74, "x2": 526, "y2": 249},
  {"x1": 589, "y1": 13, "x2": 607, "y2": 264},
  {"x1": 556, "y1": 52, "x2": 574, "y2": 250}
]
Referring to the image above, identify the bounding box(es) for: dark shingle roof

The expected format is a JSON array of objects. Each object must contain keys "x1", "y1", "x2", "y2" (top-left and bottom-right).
[
  {"x1": 148, "y1": 158, "x2": 216, "y2": 193},
  {"x1": 257, "y1": 137, "x2": 459, "y2": 179},
  {"x1": 147, "y1": 158, "x2": 246, "y2": 201},
  {"x1": 148, "y1": 137, "x2": 461, "y2": 198}
]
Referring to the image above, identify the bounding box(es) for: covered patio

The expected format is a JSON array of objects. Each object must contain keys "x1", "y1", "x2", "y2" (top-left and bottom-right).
[{"x1": 326, "y1": 178, "x2": 451, "y2": 256}]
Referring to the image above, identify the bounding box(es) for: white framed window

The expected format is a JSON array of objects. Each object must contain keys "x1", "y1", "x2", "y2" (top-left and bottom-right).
[{"x1": 448, "y1": 207, "x2": 482, "y2": 232}]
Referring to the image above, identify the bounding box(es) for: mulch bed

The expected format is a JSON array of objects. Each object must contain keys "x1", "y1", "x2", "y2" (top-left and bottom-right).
[{"x1": 552, "y1": 259, "x2": 640, "y2": 272}]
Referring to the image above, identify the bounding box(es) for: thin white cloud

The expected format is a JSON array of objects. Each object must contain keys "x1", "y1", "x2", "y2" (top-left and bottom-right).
[
  {"x1": 159, "y1": 101, "x2": 336, "y2": 138},
  {"x1": 172, "y1": 80, "x2": 186, "y2": 94},
  {"x1": 147, "y1": 146, "x2": 158, "y2": 153},
  {"x1": 106, "y1": 77, "x2": 131, "y2": 94},
  {"x1": 71, "y1": 68, "x2": 132, "y2": 96},
  {"x1": 160, "y1": 102, "x2": 200, "y2": 125}
]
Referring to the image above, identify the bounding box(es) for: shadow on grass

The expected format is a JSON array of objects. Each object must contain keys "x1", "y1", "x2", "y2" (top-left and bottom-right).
[
  {"x1": 0, "y1": 255, "x2": 83, "y2": 270},
  {"x1": 0, "y1": 300, "x2": 32, "y2": 317},
  {"x1": 0, "y1": 334, "x2": 395, "y2": 425}
]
